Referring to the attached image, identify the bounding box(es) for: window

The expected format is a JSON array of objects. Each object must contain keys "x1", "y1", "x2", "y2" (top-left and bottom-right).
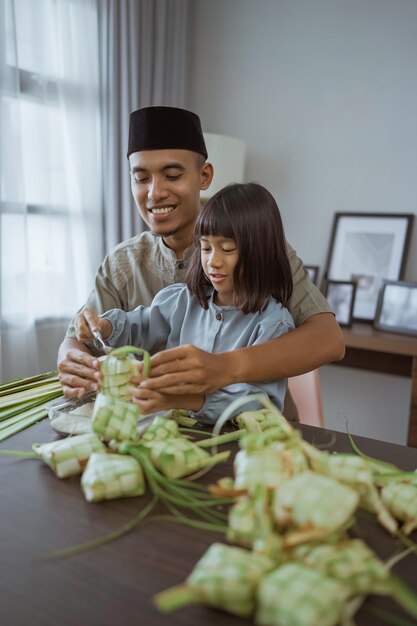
[{"x1": 0, "y1": 0, "x2": 103, "y2": 324}]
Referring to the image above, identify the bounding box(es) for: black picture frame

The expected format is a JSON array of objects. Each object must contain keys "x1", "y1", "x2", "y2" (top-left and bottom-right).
[
  {"x1": 304, "y1": 265, "x2": 319, "y2": 286},
  {"x1": 323, "y1": 212, "x2": 414, "y2": 322},
  {"x1": 324, "y1": 279, "x2": 357, "y2": 327},
  {"x1": 374, "y1": 280, "x2": 417, "y2": 337}
]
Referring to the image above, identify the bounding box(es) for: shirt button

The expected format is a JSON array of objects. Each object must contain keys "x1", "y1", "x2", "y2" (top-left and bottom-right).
[
  {"x1": 216, "y1": 313, "x2": 222, "y2": 321},
  {"x1": 178, "y1": 262, "x2": 184, "y2": 269}
]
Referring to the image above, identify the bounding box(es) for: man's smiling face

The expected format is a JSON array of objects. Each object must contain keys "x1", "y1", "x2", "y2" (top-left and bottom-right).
[{"x1": 129, "y1": 149, "x2": 212, "y2": 241}]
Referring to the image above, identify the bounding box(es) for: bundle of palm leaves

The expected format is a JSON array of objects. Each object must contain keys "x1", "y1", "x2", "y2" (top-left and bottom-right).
[{"x1": 0, "y1": 371, "x2": 63, "y2": 442}]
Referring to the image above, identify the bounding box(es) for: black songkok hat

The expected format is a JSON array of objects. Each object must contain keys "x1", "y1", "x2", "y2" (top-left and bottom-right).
[{"x1": 127, "y1": 106, "x2": 207, "y2": 159}]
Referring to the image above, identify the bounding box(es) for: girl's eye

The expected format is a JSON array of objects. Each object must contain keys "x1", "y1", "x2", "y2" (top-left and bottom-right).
[
  {"x1": 133, "y1": 176, "x2": 147, "y2": 184},
  {"x1": 223, "y1": 248, "x2": 237, "y2": 253}
]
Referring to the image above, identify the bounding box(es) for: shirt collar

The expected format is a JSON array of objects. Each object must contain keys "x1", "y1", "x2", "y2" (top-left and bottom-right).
[{"x1": 156, "y1": 235, "x2": 194, "y2": 263}]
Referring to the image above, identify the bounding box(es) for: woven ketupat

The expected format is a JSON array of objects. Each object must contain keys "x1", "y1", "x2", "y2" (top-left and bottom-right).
[
  {"x1": 32, "y1": 433, "x2": 105, "y2": 478},
  {"x1": 256, "y1": 563, "x2": 350, "y2": 626},
  {"x1": 227, "y1": 496, "x2": 257, "y2": 547},
  {"x1": 234, "y1": 446, "x2": 306, "y2": 493},
  {"x1": 92, "y1": 392, "x2": 140, "y2": 442},
  {"x1": 100, "y1": 354, "x2": 139, "y2": 401},
  {"x1": 381, "y1": 482, "x2": 417, "y2": 534},
  {"x1": 187, "y1": 543, "x2": 274, "y2": 617},
  {"x1": 273, "y1": 471, "x2": 359, "y2": 534},
  {"x1": 81, "y1": 452, "x2": 145, "y2": 502},
  {"x1": 291, "y1": 539, "x2": 389, "y2": 595},
  {"x1": 149, "y1": 437, "x2": 214, "y2": 479},
  {"x1": 141, "y1": 416, "x2": 179, "y2": 443}
]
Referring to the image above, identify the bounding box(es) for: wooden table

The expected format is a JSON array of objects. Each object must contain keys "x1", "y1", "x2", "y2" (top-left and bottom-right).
[
  {"x1": 339, "y1": 322, "x2": 417, "y2": 447},
  {"x1": 1, "y1": 419, "x2": 417, "y2": 626}
]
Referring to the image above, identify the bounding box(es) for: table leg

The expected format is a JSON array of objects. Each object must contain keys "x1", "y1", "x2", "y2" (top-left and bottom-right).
[{"x1": 407, "y1": 356, "x2": 417, "y2": 448}]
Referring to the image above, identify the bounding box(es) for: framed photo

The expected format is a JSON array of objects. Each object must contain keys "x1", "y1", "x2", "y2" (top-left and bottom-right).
[
  {"x1": 304, "y1": 265, "x2": 319, "y2": 285},
  {"x1": 323, "y1": 212, "x2": 414, "y2": 322},
  {"x1": 374, "y1": 280, "x2": 417, "y2": 336},
  {"x1": 324, "y1": 280, "x2": 357, "y2": 327}
]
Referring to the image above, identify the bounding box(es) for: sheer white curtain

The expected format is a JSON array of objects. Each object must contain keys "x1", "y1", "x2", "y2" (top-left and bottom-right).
[
  {"x1": 99, "y1": 0, "x2": 190, "y2": 251},
  {"x1": 0, "y1": 0, "x2": 103, "y2": 382}
]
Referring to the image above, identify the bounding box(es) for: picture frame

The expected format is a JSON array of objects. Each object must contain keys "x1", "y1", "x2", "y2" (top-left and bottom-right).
[
  {"x1": 304, "y1": 265, "x2": 320, "y2": 286},
  {"x1": 324, "y1": 279, "x2": 357, "y2": 327},
  {"x1": 323, "y1": 212, "x2": 414, "y2": 322},
  {"x1": 374, "y1": 280, "x2": 417, "y2": 337}
]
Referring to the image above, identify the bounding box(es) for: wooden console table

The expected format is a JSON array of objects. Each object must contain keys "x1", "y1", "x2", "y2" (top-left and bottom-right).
[{"x1": 337, "y1": 323, "x2": 417, "y2": 447}]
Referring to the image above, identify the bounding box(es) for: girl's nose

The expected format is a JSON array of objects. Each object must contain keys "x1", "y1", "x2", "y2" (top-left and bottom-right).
[{"x1": 209, "y1": 250, "x2": 222, "y2": 267}]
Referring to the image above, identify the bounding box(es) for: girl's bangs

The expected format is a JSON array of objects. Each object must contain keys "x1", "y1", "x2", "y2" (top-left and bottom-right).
[{"x1": 196, "y1": 202, "x2": 235, "y2": 239}]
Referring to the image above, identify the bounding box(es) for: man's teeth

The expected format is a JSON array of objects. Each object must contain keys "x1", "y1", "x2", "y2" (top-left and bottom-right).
[{"x1": 151, "y1": 206, "x2": 175, "y2": 215}]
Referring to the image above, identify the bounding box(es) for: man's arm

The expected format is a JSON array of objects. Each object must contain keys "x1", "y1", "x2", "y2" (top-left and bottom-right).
[
  {"x1": 57, "y1": 249, "x2": 129, "y2": 396},
  {"x1": 140, "y1": 312, "x2": 345, "y2": 395}
]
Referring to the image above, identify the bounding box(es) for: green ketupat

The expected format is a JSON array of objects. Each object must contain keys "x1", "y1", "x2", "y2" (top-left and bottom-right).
[
  {"x1": 155, "y1": 543, "x2": 274, "y2": 617},
  {"x1": 100, "y1": 353, "x2": 139, "y2": 401},
  {"x1": 301, "y1": 442, "x2": 398, "y2": 535},
  {"x1": 227, "y1": 489, "x2": 282, "y2": 558},
  {"x1": 92, "y1": 392, "x2": 140, "y2": 442},
  {"x1": 381, "y1": 481, "x2": 417, "y2": 535},
  {"x1": 92, "y1": 346, "x2": 152, "y2": 441},
  {"x1": 81, "y1": 452, "x2": 145, "y2": 502},
  {"x1": 256, "y1": 563, "x2": 350, "y2": 626},
  {"x1": 33, "y1": 433, "x2": 105, "y2": 478},
  {"x1": 233, "y1": 445, "x2": 307, "y2": 493},
  {"x1": 141, "y1": 416, "x2": 180, "y2": 443},
  {"x1": 290, "y1": 539, "x2": 389, "y2": 595},
  {"x1": 227, "y1": 496, "x2": 258, "y2": 548},
  {"x1": 99, "y1": 346, "x2": 150, "y2": 401},
  {"x1": 272, "y1": 471, "x2": 359, "y2": 546},
  {"x1": 256, "y1": 548, "x2": 417, "y2": 625},
  {"x1": 149, "y1": 437, "x2": 230, "y2": 479}
]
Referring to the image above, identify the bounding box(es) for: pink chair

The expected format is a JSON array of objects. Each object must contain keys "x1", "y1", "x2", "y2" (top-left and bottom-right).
[{"x1": 288, "y1": 369, "x2": 324, "y2": 427}]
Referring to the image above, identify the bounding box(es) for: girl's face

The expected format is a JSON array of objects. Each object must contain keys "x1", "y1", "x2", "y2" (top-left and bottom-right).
[{"x1": 200, "y1": 235, "x2": 239, "y2": 306}]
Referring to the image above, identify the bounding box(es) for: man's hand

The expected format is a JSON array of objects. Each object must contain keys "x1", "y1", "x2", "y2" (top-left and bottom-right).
[
  {"x1": 74, "y1": 307, "x2": 112, "y2": 343},
  {"x1": 139, "y1": 344, "x2": 234, "y2": 395},
  {"x1": 57, "y1": 338, "x2": 101, "y2": 398}
]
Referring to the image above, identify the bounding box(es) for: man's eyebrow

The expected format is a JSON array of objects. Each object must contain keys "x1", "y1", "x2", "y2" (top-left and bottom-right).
[
  {"x1": 130, "y1": 162, "x2": 186, "y2": 174},
  {"x1": 162, "y1": 162, "x2": 186, "y2": 170}
]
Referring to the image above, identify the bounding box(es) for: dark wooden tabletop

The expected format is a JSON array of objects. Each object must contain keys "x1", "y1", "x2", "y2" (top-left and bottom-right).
[{"x1": 1, "y1": 419, "x2": 417, "y2": 626}]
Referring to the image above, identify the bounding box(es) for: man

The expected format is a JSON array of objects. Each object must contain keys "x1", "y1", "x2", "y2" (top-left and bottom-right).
[{"x1": 57, "y1": 106, "x2": 344, "y2": 416}]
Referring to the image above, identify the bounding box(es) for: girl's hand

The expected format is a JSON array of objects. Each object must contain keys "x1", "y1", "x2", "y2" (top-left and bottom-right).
[
  {"x1": 129, "y1": 383, "x2": 204, "y2": 415},
  {"x1": 129, "y1": 386, "x2": 176, "y2": 414},
  {"x1": 74, "y1": 307, "x2": 112, "y2": 343},
  {"x1": 139, "y1": 344, "x2": 235, "y2": 395}
]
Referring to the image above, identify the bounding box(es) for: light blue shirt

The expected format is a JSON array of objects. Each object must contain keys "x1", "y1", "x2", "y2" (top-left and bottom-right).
[{"x1": 103, "y1": 284, "x2": 295, "y2": 423}]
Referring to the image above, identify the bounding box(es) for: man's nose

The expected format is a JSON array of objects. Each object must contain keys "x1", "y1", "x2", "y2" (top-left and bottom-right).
[{"x1": 148, "y1": 178, "x2": 168, "y2": 202}]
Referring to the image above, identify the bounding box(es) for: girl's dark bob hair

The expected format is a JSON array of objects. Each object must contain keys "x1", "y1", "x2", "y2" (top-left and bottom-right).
[{"x1": 186, "y1": 182, "x2": 293, "y2": 314}]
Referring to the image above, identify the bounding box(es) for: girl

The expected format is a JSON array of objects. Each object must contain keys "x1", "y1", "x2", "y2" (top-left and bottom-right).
[{"x1": 75, "y1": 183, "x2": 295, "y2": 422}]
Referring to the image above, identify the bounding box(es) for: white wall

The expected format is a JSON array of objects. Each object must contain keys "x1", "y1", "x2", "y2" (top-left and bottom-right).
[{"x1": 187, "y1": 0, "x2": 417, "y2": 444}]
